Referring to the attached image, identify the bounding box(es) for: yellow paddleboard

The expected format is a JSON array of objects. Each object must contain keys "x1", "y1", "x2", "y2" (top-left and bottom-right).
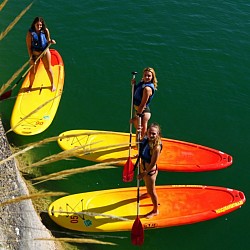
[
  {"x1": 48, "y1": 185, "x2": 245, "y2": 232},
  {"x1": 10, "y1": 49, "x2": 64, "y2": 135}
]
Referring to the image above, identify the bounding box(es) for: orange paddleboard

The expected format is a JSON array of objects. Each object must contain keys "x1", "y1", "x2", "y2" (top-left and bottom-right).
[
  {"x1": 48, "y1": 185, "x2": 245, "y2": 232},
  {"x1": 58, "y1": 130, "x2": 232, "y2": 172}
]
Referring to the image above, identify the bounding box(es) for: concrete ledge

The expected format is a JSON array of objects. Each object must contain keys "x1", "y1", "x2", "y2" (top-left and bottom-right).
[{"x1": 0, "y1": 118, "x2": 56, "y2": 250}]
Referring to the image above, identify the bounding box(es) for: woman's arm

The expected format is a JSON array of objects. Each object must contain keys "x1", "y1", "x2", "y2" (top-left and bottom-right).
[
  {"x1": 148, "y1": 145, "x2": 161, "y2": 170},
  {"x1": 26, "y1": 32, "x2": 32, "y2": 58},
  {"x1": 45, "y1": 28, "x2": 56, "y2": 44}
]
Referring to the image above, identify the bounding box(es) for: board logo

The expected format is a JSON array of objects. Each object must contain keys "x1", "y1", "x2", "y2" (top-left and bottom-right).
[
  {"x1": 144, "y1": 222, "x2": 158, "y2": 229},
  {"x1": 43, "y1": 115, "x2": 50, "y2": 120},
  {"x1": 83, "y1": 219, "x2": 92, "y2": 227}
]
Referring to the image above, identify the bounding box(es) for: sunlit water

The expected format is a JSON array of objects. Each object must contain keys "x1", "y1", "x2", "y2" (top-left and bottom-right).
[{"x1": 0, "y1": 1, "x2": 249, "y2": 249}]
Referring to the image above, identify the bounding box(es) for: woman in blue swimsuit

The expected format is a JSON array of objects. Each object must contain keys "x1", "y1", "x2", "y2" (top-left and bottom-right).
[
  {"x1": 130, "y1": 67, "x2": 158, "y2": 139},
  {"x1": 26, "y1": 17, "x2": 56, "y2": 91},
  {"x1": 137, "y1": 123, "x2": 162, "y2": 219}
]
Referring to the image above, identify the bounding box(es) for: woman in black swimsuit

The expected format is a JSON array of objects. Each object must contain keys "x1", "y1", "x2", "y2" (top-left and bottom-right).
[{"x1": 137, "y1": 123, "x2": 162, "y2": 219}]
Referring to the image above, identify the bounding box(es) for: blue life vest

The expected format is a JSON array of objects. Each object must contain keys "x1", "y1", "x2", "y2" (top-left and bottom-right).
[
  {"x1": 139, "y1": 137, "x2": 162, "y2": 164},
  {"x1": 133, "y1": 81, "x2": 155, "y2": 107},
  {"x1": 29, "y1": 28, "x2": 48, "y2": 52}
]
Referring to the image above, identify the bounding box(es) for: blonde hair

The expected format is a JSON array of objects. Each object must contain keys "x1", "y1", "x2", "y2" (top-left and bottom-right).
[
  {"x1": 143, "y1": 67, "x2": 158, "y2": 89},
  {"x1": 147, "y1": 123, "x2": 162, "y2": 154}
]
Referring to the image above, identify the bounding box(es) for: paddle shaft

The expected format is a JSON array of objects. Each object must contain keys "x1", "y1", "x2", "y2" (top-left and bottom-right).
[
  {"x1": 1, "y1": 43, "x2": 52, "y2": 97},
  {"x1": 130, "y1": 115, "x2": 144, "y2": 245},
  {"x1": 136, "y1": 115, "x2": 142, "y2": 216},
  {"x1": 16, "y1": 43, "x2": 52, "y2": 87},
  {"x1": 122, "y1": 71, "x2": 138, "y2": 182},
  {"x1": 129, "y1": 72, "x2": 137, "y2": 154}
]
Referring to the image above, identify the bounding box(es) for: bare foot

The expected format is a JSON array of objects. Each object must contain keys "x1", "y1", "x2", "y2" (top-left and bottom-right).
[
  {"x1": 145, "y1": 210, "x2": 159, "y2": 219},
  {"x1": 51, "y1": 85, "x2": 56, "y2": 92}
]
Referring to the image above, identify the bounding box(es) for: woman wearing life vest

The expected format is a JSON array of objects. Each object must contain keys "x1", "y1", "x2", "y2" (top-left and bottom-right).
[
  {"x1": 137, "y1": 122, "x2": 162, "y2": 219},
  {"x1": 26, "y1": 17, "x2": 56, "y2": 91},
  {"x1": 130, "y1": 67, "x2": 158, "y2": 138}
]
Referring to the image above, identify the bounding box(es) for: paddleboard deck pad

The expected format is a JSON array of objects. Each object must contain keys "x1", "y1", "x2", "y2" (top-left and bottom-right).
[
  {"x1": 10, "y1": 49, "x2": 64, "y2": 135},
  {"x1": 48, "y1": 185, "x2": 245, "y2": 232},
  {"x1": 57, "y1": 130, "x2": 232, "y2": 172}
]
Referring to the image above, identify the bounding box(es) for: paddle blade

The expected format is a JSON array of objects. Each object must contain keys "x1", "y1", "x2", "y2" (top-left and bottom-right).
[
  {"x1": 131, "y1": 216, "x2": 144, "y2": 246},
  {"x1": 0, "y1": 90, "x2": 12, "y2": 101},
  {"x1": 123, "y1": 157, "x2": 134, "y2": 182}
]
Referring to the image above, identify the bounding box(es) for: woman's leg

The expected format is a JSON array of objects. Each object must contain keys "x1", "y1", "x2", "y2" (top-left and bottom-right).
[
  {"x1": 141, "y1": 112, "x2": 151, "y2": 138},
  {"x1": 133, "y1": 112, "x2": 151, "y2": 140},
  {"x1": 144, "y1": 172, "x2": 159, "y2": 218},
  {"x1": 42, "y1": 50, "x2": 55, "y2": 91},
  {"x1": 28, "y1": 60, "x2": 39, "y2": 90}
]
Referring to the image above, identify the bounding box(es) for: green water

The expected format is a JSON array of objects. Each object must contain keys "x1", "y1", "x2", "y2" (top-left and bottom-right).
[{"x1": 0, "y1": 1, "x2": 249, "y2": 249}]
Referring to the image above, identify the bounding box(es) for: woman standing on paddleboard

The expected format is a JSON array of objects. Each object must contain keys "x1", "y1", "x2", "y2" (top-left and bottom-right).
[
  {"x1": 131, "y1": 67, "x2": 158, "y2": 138},
  {"x1": 26, "y1": 17, "x2": 56, "y2": 92},
  {"x1": 138, "y1": 123, "x2": 162, "y2": 219}
]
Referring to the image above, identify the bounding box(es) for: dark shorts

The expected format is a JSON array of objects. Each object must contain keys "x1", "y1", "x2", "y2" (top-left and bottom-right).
[
  {"x1": 134, "y1": 105, "x2": 151, "y2": 115},
  {"x1": 143, "y1": 106, "x2": 150, "y2": 114},
  {"x1": 32, "y1": 54, "x2": 39, "y2": 61}
]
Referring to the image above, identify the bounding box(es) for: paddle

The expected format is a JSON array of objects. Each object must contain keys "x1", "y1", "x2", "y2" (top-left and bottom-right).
[
  {"x1": 123, "y1": 71, "x2": 137, "y2": 182},
  {"x1": 0, "y1": 43, "x2": 52, "y2": 101},
  {"x1": 131, "y1": 115, "x2": 144, "y2": 245}
]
